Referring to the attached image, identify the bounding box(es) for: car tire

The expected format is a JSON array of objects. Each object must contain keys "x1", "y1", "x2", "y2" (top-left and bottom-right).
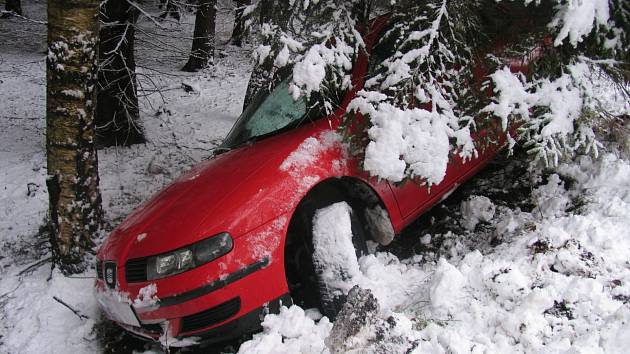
[{"x1": 286, "y1": 185, "x2": 369, "y2": 320}]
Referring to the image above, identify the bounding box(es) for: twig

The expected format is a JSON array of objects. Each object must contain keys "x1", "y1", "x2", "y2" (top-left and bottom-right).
[
  {"x1": 16, "y1": 257, "x2": 52, "y2": 277},
  {"x1": 0, "y1": 283, "x2": 21, "y2": 301},
  {"x1": 126, "y1": 0, "x2": 165, "y2": 29},
  {"x1": 0, "y1": 115, "x2": 42, "y2": 120},
  {"x1": 0, "y1": 11, "x2": 47, "y2": 25},
  {"x1": 104, "y1": 22, "x2": 131, "y2": 56},
  {"x1": 52, "y1": 296, "x2": 89, "y2": 320}
]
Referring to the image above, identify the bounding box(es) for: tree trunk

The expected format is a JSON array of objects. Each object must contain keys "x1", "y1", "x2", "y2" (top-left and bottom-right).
[
  {"x1": 230, "y1": 0, "x2": 249, "y2": 46},
  {"x1": 159, "y1": 0, "x2": 180, "y2": 21},
  {"x1": 258, "y1": 0, "x2": 290, "y2": 27},
  {"x1": 258, "y1": 0, "x2": 272, "y2": 25},
  {"x1": 47, "y1": 0, "x2": 103, "y2": 274},
  {"x1": 96, "y1": 1, "x2": 145, "y2": 147},
  {"x1": 4, "y1": 0, "x2": 22, "y2": 16},
  {"x1": 182, "y1": 0, "x2": 216, "y2": 72}
]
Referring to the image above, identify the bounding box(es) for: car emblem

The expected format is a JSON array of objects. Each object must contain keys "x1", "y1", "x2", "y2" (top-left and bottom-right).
[{"x1": 104, "y1": 262, "x2": 117, "y2": 289}]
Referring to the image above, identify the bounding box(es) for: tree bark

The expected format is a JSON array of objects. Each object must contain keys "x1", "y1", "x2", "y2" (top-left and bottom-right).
[
  {"x1": 230, "y1": 0, "x2": 249, "y2": 46},
  {"x1": 47, "y1": 0, "x2": 103, "y2": 274},
  {"x1": 182, "y1": 0, "x2": 216, "y2": 72},
  {"x1": 4, "y1": 0, "x2": 22, "y2": 16},
  {"x1": 96, "y1": 1, "x2": 145, "y2": 147}
]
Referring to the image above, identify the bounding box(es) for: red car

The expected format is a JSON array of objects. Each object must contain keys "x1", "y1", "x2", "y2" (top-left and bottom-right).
[{"x1": 95, "y1": 17, "x2": 514, "y2": 345}]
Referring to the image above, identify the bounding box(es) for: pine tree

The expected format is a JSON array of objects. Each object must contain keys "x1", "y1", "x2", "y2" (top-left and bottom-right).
[
  {"x1": 245, "y1": 0, "x2": 629, "y2": 184},
  {"x1": 47, "y1": 0, "x2": 103, "y2": 273}
]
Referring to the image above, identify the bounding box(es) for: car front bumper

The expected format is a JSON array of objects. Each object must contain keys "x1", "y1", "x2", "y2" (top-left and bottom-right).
[{"x1": 95, "y1": 215, "x2": 291, "y2": 344}]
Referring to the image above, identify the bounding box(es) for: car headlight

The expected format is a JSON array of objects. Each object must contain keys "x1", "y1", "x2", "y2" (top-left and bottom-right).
[{"x1": 147, "y1": 232, "x2": 233, "y2": 280}]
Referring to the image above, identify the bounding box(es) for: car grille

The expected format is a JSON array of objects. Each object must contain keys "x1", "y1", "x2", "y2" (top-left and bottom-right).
[
  {"x1": 125, "y1": 258, "x2": 148, "y2": 282},
  {"x1": 180, "y1": 297, "x2": 241, "y2": 333},
  {"x1": 96, "y1": 260, "x2": 103, "y2": 280}
]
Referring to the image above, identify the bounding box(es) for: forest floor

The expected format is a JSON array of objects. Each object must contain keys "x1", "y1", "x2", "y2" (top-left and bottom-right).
[{"x1": 1, "y1": 1, "x2": 629, "y2": 354}]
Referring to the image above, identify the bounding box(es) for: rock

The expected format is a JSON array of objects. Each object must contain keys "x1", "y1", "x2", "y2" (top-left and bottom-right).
[{"x1": 325, "y1": 286, "x2": 379, "y2": 353}]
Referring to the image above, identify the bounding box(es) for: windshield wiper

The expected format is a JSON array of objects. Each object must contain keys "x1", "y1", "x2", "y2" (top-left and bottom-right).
[
  {"x1": 211, "y1": 146, "x2": 232, "y2": 156},
  {"x1": 216, "y1": 117, "x2": 313, "y2": 157}
]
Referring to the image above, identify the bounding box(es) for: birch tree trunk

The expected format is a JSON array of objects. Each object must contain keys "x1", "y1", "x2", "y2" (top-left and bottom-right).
[
  {"x1": 96, "y1": 1, "x2": 145, "y2": 147},
  {"x1": 47, "y1": 0, "x2": 103, "y2": 274},
  {"x1": 182, "y1": 0, "x2": 216, "y2": 72}
]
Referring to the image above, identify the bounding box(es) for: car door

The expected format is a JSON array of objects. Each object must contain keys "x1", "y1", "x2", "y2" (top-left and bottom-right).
[{"x1": 362, "y1": 18, "x2": 503, "y2": 223}]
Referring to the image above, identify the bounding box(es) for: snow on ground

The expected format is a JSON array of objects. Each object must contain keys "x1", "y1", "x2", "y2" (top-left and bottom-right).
[
  {"x1": 0, "y1": 1, "x2": 250, "y2": 352},
  {"x1": 239, "y1": 153, "x2": 630, "y2": 354},
  {"x1": 2, "y1": 1, "x2": 629, "y2": 353}
]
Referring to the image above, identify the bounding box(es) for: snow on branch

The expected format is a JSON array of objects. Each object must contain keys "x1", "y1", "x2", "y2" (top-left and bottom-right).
[
  {"x1": 248, "y1": 0, "x2": 365, "y2": 113},
  {"x1": 484, "y1": 62, "x2": 629, "y2": 166},
  {"x1": 252, "y1": 0, "x2": 628, "y2": 185},
  {"x1": 505, "y1": 0, "x2": 628, "y2": 53},
  {"x1": 348, "y1": 94, "x2": 454, "y2": 184},
  {"x1": 346, "y1": 0, "x2": 479, "y2": 185}
]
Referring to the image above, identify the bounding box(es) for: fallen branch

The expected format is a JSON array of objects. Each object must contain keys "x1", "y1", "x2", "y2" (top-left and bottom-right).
[
  {"x1": 126, "y1": 0, "x2": 165, "y2": 29},
  {"x1": 16, "y1": 257, "x2": 52, "y2": 277},
  {"x1": 53, "y1": 296, "x2": 89, "y2": 320},
  {"x1": 0, "y1": 10, "x2": 47, "y2": 24}
]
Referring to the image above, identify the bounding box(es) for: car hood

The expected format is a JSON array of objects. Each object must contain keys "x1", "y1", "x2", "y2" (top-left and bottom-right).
[{"x1": 98, "y1": 143, "x2": 281, "y2": 261}]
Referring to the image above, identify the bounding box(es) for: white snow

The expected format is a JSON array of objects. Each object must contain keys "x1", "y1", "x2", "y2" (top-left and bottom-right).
[
  {"x1": 0, "y1": 1, "x2": 249, "y2": 352},
  {"x1": 280, "y1": 131, "x2": 342, "y2": 173},
  {"x1": 311, "y1": 202, "x2": 429, "y2": 311},
  {"x1": 239, "y1": 153, "x2": 630, "y2": 354},
  {"x1": 549, "y1": 0, "x2": 612, "y2": 47},
  {"x1": 350, "y1": 98, "x2": 452, "y2": 184},
  {"x1": 2, "y1": 1, "x2": 629, "y2": 353},
  {"x1": 0, "y1": 269, "x2": 100, "y2": 353},
  {"x1": 133, "y1": 283, "x2": 159, "y2": 309},
  {"x1": 291, "y1": 46, "x2": 328, "y2": 99},
  {"x1": 312, "y1": 202, "x2": 362, "y2": 295},
  {"x1": 460, "y1": 195, "x2": 496, "y2": 231},
  {"x1": 274, "y1": 45, "x2": 291, "y2": 67},
  {"x1": 237, "y1": 306, "x2": 333, "y2": 354},
  {"x1": 482, "y1": 62, "x2": 624, "y2": 166}
]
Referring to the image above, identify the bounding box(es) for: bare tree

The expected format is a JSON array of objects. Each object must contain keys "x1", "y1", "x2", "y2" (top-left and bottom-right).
[
  {"x1": 96, "y1": 0, "x2": 145, "y2": 147},
  {"x1": 182, "y1": 0, "x2": 216, "y2": 72},
  {"x1": 230, "y1": 0, "x2": 250, "y2": 46},
  {"x1": 47, "y1": 0, "x2": 103, "y2": 273},
  {"x1": 3, "y1": 0, "x2": 22, "y2": 16}
]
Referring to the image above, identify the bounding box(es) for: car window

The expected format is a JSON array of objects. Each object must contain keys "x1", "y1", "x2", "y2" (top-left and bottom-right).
[
  {"x1": 245, "y1": 80, "x2": 306, "y2": 137},
  {"x1": 221, "y1": 78, "x2": 312, "y2": 149}
]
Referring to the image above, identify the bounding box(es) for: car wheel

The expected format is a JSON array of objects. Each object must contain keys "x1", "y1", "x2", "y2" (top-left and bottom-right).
[{"x1": 285, "y1": 185, "x2": 369, "y2": 320}]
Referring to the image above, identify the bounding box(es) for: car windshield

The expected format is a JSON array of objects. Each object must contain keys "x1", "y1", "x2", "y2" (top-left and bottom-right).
[{"x1": 221, "y1": 79, "x2": 312, "y2": 150}]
